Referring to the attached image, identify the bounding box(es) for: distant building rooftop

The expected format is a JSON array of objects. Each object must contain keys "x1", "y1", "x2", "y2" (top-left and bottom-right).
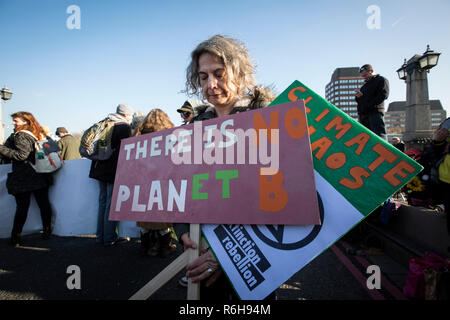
[{"x1": 329, "y1": 67, "x2": 360, "y2": 82}]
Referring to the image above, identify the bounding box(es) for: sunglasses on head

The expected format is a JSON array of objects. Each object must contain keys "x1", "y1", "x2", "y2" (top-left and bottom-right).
[{"x1": 181, "y1": 111, "x2": 192, "y2": 118}]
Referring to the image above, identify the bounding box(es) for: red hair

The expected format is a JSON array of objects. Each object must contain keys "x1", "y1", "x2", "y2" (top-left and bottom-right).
[{"x1": 11, "y1": 111, "x2": 46, "y2": 140}]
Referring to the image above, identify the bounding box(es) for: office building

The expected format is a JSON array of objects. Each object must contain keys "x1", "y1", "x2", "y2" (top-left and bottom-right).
[{"x1": 325, "y1": 67, "x2": 365, "y2": 120}]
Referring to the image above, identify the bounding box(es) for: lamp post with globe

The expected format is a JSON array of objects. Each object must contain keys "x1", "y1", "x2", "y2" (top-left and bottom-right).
[{"x1": 396, "y1": 45, "x2": 441, "y2": 150}]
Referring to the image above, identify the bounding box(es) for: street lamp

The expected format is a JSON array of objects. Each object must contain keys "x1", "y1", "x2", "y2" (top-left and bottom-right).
[
  {"x1": 396, "y1": 59, "x2": 407, "y2": 80},
  {"x1": 0, "y1": 84, "x2": 13, "y2": 143},
  {"x1": 1, "y1": 85, "x2": 13, "y2": 101},
  {"x1": 419, "y1": 45, "x2": 441, "y2": 71},
  {"x1": 396, "y1": 46, "x2": 441, "y2": 150}
]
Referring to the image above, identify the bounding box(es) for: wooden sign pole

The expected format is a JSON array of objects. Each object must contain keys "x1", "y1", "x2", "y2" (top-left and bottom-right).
[
  {"x1": 186, "y1": 224, "x2": 201, "y2": 300},
  {"x1": 129, "y1": 224, "x2": 204, "y2": 300}
]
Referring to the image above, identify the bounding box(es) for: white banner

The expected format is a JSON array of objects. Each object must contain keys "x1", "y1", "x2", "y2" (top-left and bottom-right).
[
  {"x1": 0, "y1": 159, "x2": 140, "y2": 239},
  {"x1": 202, "y1": 171, "x2": 364, "y2": 300}
]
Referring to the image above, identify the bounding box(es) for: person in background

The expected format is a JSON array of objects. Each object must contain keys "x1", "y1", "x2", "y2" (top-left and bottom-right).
[
  {"x1": 355, "y1": 64, "x2": 390, "y2": 228},
  {"x1": 392, "y1": 136, "x2": 405, "y2": 152},
  {"x1": 429, "y1": 124, "x2": 450, "y2": 235},
  {"x1": 89, "y1": 103, "x2": 134, "y2": 247},
  {"x1": 177, "y1": 101, "x2": 194, "y2": 124},
  {"x1": 134, "y1": 109, "x2": 177, "y2": 257},
  {"x1": 0, "y1": 112, "x2": 54, "y2": 246},
  {"x1": 130, "y1": 110, "x2": 146, "y2": 136},
  {"x1": 355, "y1": 64, "x2": 389, "y2": 139},
  {"x1": 174, "y1": 34, "x2": 276, "y2": 300},
  {"x1": 175, "y1": 97, "x2": 212, "y2": 291},
  {"x1": 176, "y1": 99, "x2": 209, "y2": 125},
  {"x1": 55, "y1": 127, "x2": 81, "y2": 160},
  {"x1": 41, "y1": 125, "x2": 59, "y2": 141}
]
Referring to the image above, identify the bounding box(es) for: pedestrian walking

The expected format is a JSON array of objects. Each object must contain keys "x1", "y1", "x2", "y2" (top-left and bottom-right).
[{"x1": 0, "y1": 112, "x2": 54, "y2": 247}]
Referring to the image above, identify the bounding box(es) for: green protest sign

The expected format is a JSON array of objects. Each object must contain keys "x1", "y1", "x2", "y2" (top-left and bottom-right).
[{"x1": 269, "y1": 80, "x2": 423, "y2": 215}]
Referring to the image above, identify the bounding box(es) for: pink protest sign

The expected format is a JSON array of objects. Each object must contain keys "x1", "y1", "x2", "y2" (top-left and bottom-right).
[{"x1": 109, "y1": 100, "x2": 320, "y2": 225}]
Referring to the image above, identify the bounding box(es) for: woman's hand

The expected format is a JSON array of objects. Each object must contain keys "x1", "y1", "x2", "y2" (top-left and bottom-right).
[{"x1": 186, "y1": 248, "x2": 222, "y2": 287}]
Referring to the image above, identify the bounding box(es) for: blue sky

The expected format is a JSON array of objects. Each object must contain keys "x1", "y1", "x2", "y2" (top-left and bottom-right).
[{"x1": 1, "y1": 0, "x2": 449, "y2": 138}]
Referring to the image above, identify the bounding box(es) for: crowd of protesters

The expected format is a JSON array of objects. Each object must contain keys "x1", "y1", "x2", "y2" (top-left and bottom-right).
[{"x1": 0, "y1": 34, "x2": 449, "y2": 300}]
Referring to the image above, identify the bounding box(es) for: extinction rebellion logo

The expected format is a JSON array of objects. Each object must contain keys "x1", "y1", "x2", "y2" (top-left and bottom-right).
[
  {"x1": 251, "y1": 192, "x2": 324, "y2": 250},
  {"x1": 213, "y1": 192, "x2": 324, "y2": 291}
]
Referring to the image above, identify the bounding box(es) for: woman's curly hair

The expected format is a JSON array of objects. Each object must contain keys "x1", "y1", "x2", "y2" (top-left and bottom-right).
[
  {"x1": 11, "y1": 111, "x2": 46, "y2": 140},
  {"x1": 134, "y1": 109, "x2": 174, "y2": 136},
  {"x1": 185, "y1": 34, "x2": 257, "y2": 99}
]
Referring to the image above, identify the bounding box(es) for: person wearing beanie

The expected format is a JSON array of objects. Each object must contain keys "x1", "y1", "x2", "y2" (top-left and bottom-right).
[
  {"x1": 116, "y1": 103, "x2": 134, "y2": 119},
  {"x1": 89, "y1": 103, "x2": 134, "y2": 246},
  {"x1": 55, "y1": 127, "x2": 81, "y2": 160}
]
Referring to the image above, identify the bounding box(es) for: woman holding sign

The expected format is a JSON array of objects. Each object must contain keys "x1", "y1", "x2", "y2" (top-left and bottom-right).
[{"x1": 175, "y1": 34, "x2": 275, "y2": 300}]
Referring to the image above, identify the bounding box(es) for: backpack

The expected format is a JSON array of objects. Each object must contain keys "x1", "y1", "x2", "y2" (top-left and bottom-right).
[
  {"x1": 19, "y1": 130, "x2": 64, "y2": 173},
  {"x1": 79, "y1": 118, "x2": 117, "y2": 160}
]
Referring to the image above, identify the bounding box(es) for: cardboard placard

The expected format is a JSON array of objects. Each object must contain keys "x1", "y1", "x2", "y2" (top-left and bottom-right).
[{"x1": 110, "y1": 100, "x2": 320, "y2": 226}]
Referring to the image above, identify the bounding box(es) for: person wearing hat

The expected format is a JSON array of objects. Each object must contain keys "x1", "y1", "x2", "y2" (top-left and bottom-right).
[
  {"x1": 177, "y1": 101, "x2": 195, "y2": 125},
  {"x1": 89, "y1": 103, "x2": 134, "y2": 246},
  {"x1": 55, "y1": 127, "x2": 81, "y2": 160},
  {"x1": 354, "y1": 64, "x2": 389, "y2": 139},
  {"x1": 177, "y1": 99, "x2": 211, "y2": 125}
]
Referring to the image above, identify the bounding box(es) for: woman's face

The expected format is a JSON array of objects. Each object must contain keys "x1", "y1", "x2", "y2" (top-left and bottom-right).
[
  {"x1": 12, "y1": 117, "x2": 27, "y2": 128},
  {"x1": 198, "y1": 52, "x2": 238, "y2": 109}
]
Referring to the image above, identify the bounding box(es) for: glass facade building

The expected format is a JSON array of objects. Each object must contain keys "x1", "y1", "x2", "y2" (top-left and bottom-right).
[{"x1": 325, "y1": 67, "x2": 365, "y2": 120}]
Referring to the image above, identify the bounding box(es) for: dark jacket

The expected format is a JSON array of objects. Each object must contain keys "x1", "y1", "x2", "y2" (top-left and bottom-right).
[
  {"x1": 58, "y1": 134, "x2": 81, "y2": 160},
  {"x1": 0, "y1": 132, "x2": 52, "y2": 195},
  {"x1": 89, "y1": 122, "x2": 131, "y2": 183},
  {"x1": 355, "y1": 74, "x2": 389, "y2": 115},
  {"x1": 393, "y1": 142, "x2": 405, "y2": 152}
]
